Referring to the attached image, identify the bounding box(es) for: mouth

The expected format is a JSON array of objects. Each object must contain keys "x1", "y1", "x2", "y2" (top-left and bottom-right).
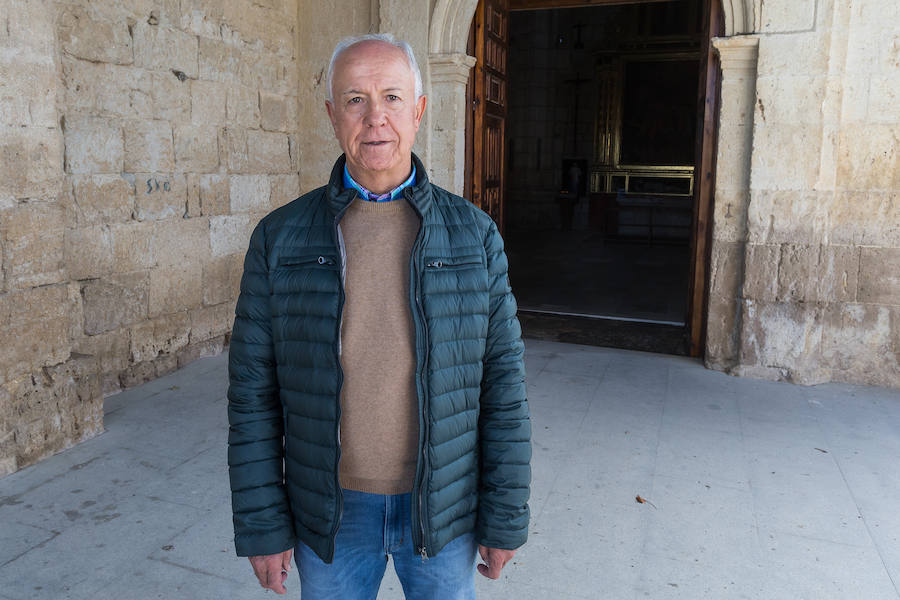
[{"x1": 362, "y1": 141, "x2": 391, "y2": 146}]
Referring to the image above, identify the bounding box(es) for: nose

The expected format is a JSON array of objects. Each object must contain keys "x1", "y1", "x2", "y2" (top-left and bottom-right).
[{"x1": 362, "y1": 99, "x2": 387, "y2": 127}]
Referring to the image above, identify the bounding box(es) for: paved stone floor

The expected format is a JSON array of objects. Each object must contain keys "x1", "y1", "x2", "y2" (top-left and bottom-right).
[{"x1": 1, "y1": 339, "x2": 899, "y2": 599}]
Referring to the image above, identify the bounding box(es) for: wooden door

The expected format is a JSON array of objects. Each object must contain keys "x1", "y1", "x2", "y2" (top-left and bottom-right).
[{"x1": 471, "y1": 0, "x2": 509, "y2": 231}]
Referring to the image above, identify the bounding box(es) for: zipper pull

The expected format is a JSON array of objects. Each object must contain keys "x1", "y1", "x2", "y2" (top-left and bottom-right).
[
  {"x1": 419, "y1": 547, "x2": 428, "y2": 562},
  {"x1": 426, "y1": 260, "x2": 443, "y2": 268}
]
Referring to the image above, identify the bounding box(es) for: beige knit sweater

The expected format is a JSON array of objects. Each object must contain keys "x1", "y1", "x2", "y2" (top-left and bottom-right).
[{"x1": 337, "y1": 198, "x2": 421, "y2": 495}]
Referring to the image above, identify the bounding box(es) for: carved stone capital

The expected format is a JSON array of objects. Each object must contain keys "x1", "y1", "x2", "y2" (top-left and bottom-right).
[
  {"x1": 712, "y1": 36, "x2": 760, "y2": 72},
  {"x1": 428, "y1": 53, "x2": 477, "y2": 86}
]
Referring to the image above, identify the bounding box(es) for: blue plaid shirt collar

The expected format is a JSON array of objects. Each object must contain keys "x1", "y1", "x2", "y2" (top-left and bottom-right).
[{"x1": 342, "y1": 163, "x2": 416, "y2": 202}]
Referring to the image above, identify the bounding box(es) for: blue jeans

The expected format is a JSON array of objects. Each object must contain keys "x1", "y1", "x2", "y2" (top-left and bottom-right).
[{"x1": 294, "y1": 489, "x2": 477, "y2": 600}]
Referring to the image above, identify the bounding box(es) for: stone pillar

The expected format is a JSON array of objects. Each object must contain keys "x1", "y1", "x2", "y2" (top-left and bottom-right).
[
  {"x1": 427, "y1": 52, "x2": 476, "y2": 195},
  {"x1": 704, "y1": 35, "x2": 759, "y2": 371}
]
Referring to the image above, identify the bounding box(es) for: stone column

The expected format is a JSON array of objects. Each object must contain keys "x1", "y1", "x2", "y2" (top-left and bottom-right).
[
  {"x1": 704, "y1": 35, "x2": 759, "y2": 371},
  {"x1": 427, "y1": 52, "x2": 476, "y2": 195}
]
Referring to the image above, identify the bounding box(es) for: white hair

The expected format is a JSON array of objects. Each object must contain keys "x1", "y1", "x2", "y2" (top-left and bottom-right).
[{"x1": 325, "y1": 33, "x2": 424, "y2": 103}]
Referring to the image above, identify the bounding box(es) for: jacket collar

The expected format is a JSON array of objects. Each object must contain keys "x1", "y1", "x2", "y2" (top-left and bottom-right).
[{"x1": 327, "y1": 153, "x2": 433, "y2": 218}]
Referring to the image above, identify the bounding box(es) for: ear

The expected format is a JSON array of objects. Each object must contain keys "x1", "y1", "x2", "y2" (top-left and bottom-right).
[
  {"x1": 413, "y1": 95, "x2": 427, "y2": 130},
  {"x1": 325, "y1": 100, "x2": 338, "y2": 130}
]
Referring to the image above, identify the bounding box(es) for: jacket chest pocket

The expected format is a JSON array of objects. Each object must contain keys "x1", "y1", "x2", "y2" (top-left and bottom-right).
[
  {"x1": 271, "y1": 253, "x2": 339, "y2": 297},
  {"x1": 424, "y1": 254, "x2": 483, "y2": 271},
  {"x1": 422, "y1": 253, "x2": 490, "y2": 316}
]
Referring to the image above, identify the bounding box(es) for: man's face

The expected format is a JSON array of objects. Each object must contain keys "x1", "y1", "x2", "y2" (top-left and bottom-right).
[{"x1": 326, "y1": 41, "x2": 427, "y2": 189}]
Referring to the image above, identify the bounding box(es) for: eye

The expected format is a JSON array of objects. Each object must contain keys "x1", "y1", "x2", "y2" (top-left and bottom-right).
[
  {"x1": 386, "y1": 94, "x2": 400, "y2": 102},
  {"x1": 348, "y1": 96, "x2": 363, "y2": 104}
]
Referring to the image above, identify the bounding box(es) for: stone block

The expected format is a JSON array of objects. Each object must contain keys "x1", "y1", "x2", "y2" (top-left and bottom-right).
[
  {"x1": 149, "y1": 262, "x2": 203, "y2": 316},
  {"x1": 822, "y1": 303, "x2": 899, "y2": 388},
  {"x1": 737, "y1": 299, "x2": 827, "y2": 383},
  {"x1": 759, "y1": 0, "x2": 816, "y2": 33},
  {"x1": 66, "y1": 224, "x2": 115, "y2": 281},
  {"x1": 742, "y1": 243, "x2": 779, "y2": 302},
  {"x1": 747, "y1": 190, "x2": 828, "y2": 245},
  {"x1": 146, "y1": 69, "x2": 193, "y2": 123},
  {"x1": 71, "y1": 175, "x2": 134, "y2": 225},
  {"x1": 756, "y1": 32, "x2": 829, "y2": 77},
  {"x1": 210, "y1": 214, "x2": 256, "y2": 257},
  {"x1": 0, "y1": 317, "x2": 70, "y2": 381},
  {"x1": 110, "y1": 221, "x2": 155, "y2": 271},
  {"x1": 81, "y1": 272, "x2": 150, "y2": 335},
  {"x1": 133, "y1": 173, "x2": 186, "y2": 221},
  {"x1": 226, "y1": 85, "x2": 260, "y2": 128},
  {"x1": 60, "y1": 58, "x2": 138, "y2": 119},
  {"x1": 776, "y1": 244, "x2": 818, "y2": 302},
  {"x1": 221, "y1": 126, "x2": 249, "y2": 173},
  {"x1": 190, "y1": 80, "x2": 227, "y2": 125},
  {"x1": 754, "y1": 75, "x2": 825, "y2": 126},
  {"x1": 260, "y1": 92, "x2": 297, "y2": 132},
  {"x1": 222, "y1": 3, "x2": 294, "y2": 57},
  {"x1": 129, "y1": 311, "x2": 191, "y2": 363},
  {"x1": 867, "y1": 75, "x2": 900, "y2": 123},
  {"x1": 750, "y1": 123, "x2": 822, "y2": 192},
  {"x1": 177, "y1": 335, "x2": 226, "y2": 369},
  {"x1": 858, "y1": 247, "x2": 900, "y2": 305},
  {"x1": 1, "y1": 202, "x2": 66, "y2": 290},
  {"x1": 124, "y1": 120, "x2": 175, "y2": 173},
  {"x1": 63, "y1": 116, "x2": 123, "y2": 174},
  {"x1": 174, "y1": 124, "x2": 219, "y2": 172},
  {"x1": 271, "y1": 174, "x2": 300, "y2": 209},
  {"x1": 58, "y1": 6, "x2": 133, "y2": 65},
  {"x1": 230, "y1": 175, "x2": 270, "y2": 213},
  {"x1": 202, "y1": 253, "x2": 243, "y2": 306},
  {"x1": 152, "y1": 216, "x2": 210, "y2": 268},
  {"x1": 72, "y1": 328, "x2": 131, "y2": 376},
  {"x1": 836, "y1": 124, "x2": 898, "y2": 191},
  {"x1": 247, "y1": 130, "x2": 292, "y2": 173},
  {"x1": 0, "y1": 284, "x2": 69, "y2": 328},
  {"x1": 179, "y1": 0, "x2": 226, "y2": 38},
  {"x1": 132, "y1": 21, "x2": 199, "y2": 79},
  {"x1": 827, "y1": 191, "x2": 900, "y2": 247},
  {"x1": 186, "y1": 173, "x2": 229, "y2": 216},
  {"x1": 189, "y1": 301, "x2": 234, "y2": 344},
  {"x1": 0, "y1": 126, "x2": 64, "y2": 200},
  {"x1": 198, "y1": 37, "x2": 241, "y2": 84},
  {"x1": 815, "y1": 246, "x2": 860, "y2": 303}
]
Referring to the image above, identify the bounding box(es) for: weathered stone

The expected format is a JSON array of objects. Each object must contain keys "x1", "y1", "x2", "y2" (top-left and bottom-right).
[
  {"x1": 133, "y1": 173, "x2": 186, "y2": 221},
  {"x1": 777, "y1": 244, "x2": 818, "y2": 302},
  {"x1": 260, "y1": 92, "x2": 297, "y2": 132},
  {"x1": 1, "y1": 202, "x2": 66, "y2": 290},
  {"x1": 822, "y1": 303, "x2": 899, "y2": 388},
  {"x1": 226, "y1": 84, "x2": 260, "y2": 128},
  {"x1": 81, "y1": 272, "x2": 149, "y2": 335},
  {"x1": 124, "y1": 120, "x2": 175, "y2": 173},
  {"x1": 177, "y1": 334, "x2": 226, "y2": 369},
  {"x1": 759, "y1": 0, "x2": 816, "y2": 33},
  {"x1": 186, "y1": 173, "x2": 229, "y2": 216},
  {"x1": 132, "y1": 21, "x2": 199, "y2": 79},
  {"x1": 210, "y1": 214, "x2": 256, "y2": 257},
  {"x1": 750, "y1": 123, "x2": 823, "y2": 192},
  {"x1": 71, "y1": 175, "x2": 134, "y2": 226},
  {"x1": 247, "y1": 130, "x2": 292, "y2": 173},
  {"x1": 72, "y1": 328, "x2": 131, "y2": 377},
  {"x1": 0, "y1": 284, "x2": 69, "y2": 328},
  {"x1": 66, "y1": 224, "x2": 115, "y2": 281},
  {"x1": 0, "y1": 317, "x2": 70, "y2": 381},
  {"x1": 756, "y1": 32, "x2": 829, "y2": 77},
  {"x1": 836, "y1": 124, "x2": 899, "y2": 191},
  {"x1": 223, "y1": 3, "x2": 294, "y2": 57},
  {"x1": 58, "y1": 6, "x2": 133, "y2": 65},
  {"x1": 63, "y1": 117, "x2": 123, "y2": 174},
  {"x1": 754, "y1": 75, "x2": 825, "y2": 126},
  {"x1": 221, "y1": 126, "x2": 249, "y2": 173},
  {"x1": 190, "y1": 80, "x2": 227, "y2": 125},
  {"x1": 747, "y1": 190, "x2": 829, "y2": 245},
  {"x1": 858, "y1": 248, "x2": 900, "y2": 305},
  {"x1": 189, "y1": 301, "x2": 234, "y2": 345},
  {"x1": 230, "y1": 175, "x2": 270, "y2": 213},
  {"x1": 149, "y1": 262, "x2": 203, "y2": 317},
  {"x1": 152, "y1": 215, "x2": 210, "y2": 268},
  {"x1": 110, "y1": 221, "x2": 155, "y2": 271},
  {"x1": 174, "y1": 124, "x2": 219, "y2": 172},
  {"x1": 198, "y1": 37, "x2": 241, "y2": 84},
  {"x1": 742, "y1": 243, "x2": 779, "y2": 302},
  {"x1": 202, "y1": 253, "x2": 243, "y2": 306},
  {"x1": 0, "y1": 125, "x2": 64, "y2": 199},
  {"x1": 129, "y1": 311, "x2": 191, "y2": 363},
  {"x1": 815, "y1": 246, "x2": 860, "y2": 303},
  {"x1": 270, "y1": 174, "x2": 300, "y2": 209}
]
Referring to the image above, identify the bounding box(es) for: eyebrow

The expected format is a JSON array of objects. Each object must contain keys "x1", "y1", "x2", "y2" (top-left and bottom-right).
[{"x1": 341, "y1": 87, "x2": 405, "y2": 96}]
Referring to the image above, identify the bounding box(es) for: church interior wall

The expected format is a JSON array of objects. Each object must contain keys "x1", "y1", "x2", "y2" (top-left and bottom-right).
[{"x1": 0, "y1": 0, "x2": 302, "y2": 476}]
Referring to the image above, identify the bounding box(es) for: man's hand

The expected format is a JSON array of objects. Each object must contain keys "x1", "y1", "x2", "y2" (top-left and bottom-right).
[
  {"x1": 477, "y1": 545, "x2": 516, "y2": 579},
  {"x1": 248, "y1": 549, "x2": 293, "y2": 594}
]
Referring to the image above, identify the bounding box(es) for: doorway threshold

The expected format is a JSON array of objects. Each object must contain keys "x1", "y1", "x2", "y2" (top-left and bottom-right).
[{"x1": 517, "y1": 309, "x2": 688, "y2": 356}]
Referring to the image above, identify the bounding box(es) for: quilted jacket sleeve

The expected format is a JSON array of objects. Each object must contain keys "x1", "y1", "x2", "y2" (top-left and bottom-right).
[
  {"x1": 476, "y1": 220, "x2": 532, "y2": 550},
  {"x1": 227, "y1": 220, "x2": 296, "y2": 557}
]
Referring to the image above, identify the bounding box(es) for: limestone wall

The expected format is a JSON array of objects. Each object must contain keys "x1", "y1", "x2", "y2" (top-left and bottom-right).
[
  {"x1": 0, "y1": 0, "x2": 300, "y2": 476},
  {"x1": 707, "y1": 0, "x2": 900, "y2": 386}
]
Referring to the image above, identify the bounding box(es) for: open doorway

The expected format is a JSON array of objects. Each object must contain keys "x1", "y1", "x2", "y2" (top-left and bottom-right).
[{"x1": 485, "y1": 0, "x2": 718, "y2": 354}]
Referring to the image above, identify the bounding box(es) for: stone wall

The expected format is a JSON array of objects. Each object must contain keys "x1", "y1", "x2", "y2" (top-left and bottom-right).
[
  {"x1": 0, "y1": 0, "x2": 300, "y2": 476},
  {"x1": 706, "y1": 0, "x2": 900, "y2": 386}
]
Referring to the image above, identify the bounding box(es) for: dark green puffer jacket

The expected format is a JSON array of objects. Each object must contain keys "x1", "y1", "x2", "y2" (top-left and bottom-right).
[{"x1": 228, "y1": 154, "x2": 531, "y2": 563}]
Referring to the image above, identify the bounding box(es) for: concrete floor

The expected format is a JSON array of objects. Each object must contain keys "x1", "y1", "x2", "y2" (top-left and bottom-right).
[{"x1": 1, "y1": 339, "x2": 899, "y2": 599}]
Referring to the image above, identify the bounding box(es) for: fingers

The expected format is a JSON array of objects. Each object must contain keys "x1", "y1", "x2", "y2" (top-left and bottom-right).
[
  {"x1": 248, "y1": 552, "x2": 292, "y2": 595},
  {"x1": 476, "y1": 546, "x2": 516, "y2": 580},
  {"x1": 265, "y1": 558, "x2": 287, "y2": 594},
  {"x1": 281, "y1": 548, "x2": 293, "y2": 573}
]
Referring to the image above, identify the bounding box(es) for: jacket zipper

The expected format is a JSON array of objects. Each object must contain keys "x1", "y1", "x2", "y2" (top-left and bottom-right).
[
  {"x1": 327, "y1": 204, "x2": 351, "y2": 563},
  {"x1": 406, "y1": 187, "x2": 431, "y2": 560}
]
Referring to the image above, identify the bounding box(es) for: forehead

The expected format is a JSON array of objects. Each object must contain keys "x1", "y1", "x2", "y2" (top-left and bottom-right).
[{"x1": 333, "y1": 41, "x2": 415, "y2": 90}]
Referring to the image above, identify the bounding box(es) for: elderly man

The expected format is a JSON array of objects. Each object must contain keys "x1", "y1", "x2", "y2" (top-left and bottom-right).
[{"x1": 227, "y1": 33, "x2": 531, "y2": 599}]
